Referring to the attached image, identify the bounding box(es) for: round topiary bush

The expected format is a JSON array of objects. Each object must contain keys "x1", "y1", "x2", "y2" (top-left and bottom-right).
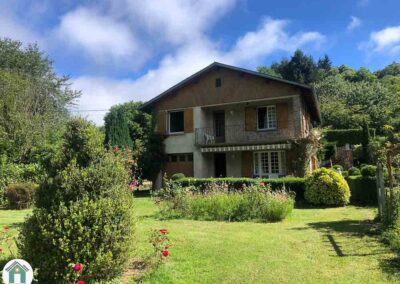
[
  {"x1": 171, "y1": 173, "x2": 185, "y2": 180},
  {"x1": 348, "y1": 166, "x2": 361, "y2": 176},
  {"x1": 5, "y1": 183, "x2": 37, "y2": 209},
  {"x1": 361, "y1": 165, "x2": 377, "y2": 177},
  {"x1": 305, "y1": 168, "x2": 350, "y2": 206}
]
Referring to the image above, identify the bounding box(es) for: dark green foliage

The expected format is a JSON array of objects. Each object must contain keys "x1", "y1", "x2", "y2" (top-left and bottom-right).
[
  {"x1": 104, "y1": 107, "x2": 133, "y2": 149},
  {"x1": 18, "y1": 195, "x2": 135, "y2": 283},
  {"x1": 5, "y1": 183, "x2": 37, "y2": 209},
  {"x1": 360, "y1": 165, "x2": 377, "y2": 177},
  {"x1": 171, "y1": 177, "x2": 306, "y2": 201},
  {"x1": 18, "y1": 117, "x2": 136, "y2": 283},
  {"x1": 323, "y1": 129, "x2": 374, "y2": 146},
  {"x1": 332, "y1": 164, "x2": 343, "y2": 171},
  {"x1": 305, "y1": 168, "x2": 350, "y2": 206},
  {"x1": 375, "y1": 62, "x2": 400, "y2": 78},
  {"x1": 347, "y1": 176, "x2": 377, "y2": 205},
  {"x1": 348, "y1": 167, "x2": 361, "y2": 176},
  {"x1": 361, "y1": 123, "x2": 371, "y2": 163},
  {"x1": 171, "y1": 173, "x2": 185, "y2": 180},
  {"x1": 321, "y1": 142, "x2": 337, "y2": 160},
  {"x1": 256, "y1": 66, "x2": 283, "y2": 78}
]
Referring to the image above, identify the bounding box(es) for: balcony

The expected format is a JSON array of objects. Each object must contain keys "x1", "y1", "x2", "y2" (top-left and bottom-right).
[{"x1": 195, "y1": 124, "x2": 295, "y2": 146}]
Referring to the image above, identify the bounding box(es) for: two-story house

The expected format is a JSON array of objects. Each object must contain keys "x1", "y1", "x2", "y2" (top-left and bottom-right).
[{"x1": 141, "y1": 62, "x2": 320, "y2": 183}]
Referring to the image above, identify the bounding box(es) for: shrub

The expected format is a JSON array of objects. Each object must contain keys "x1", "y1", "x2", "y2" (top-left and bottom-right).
[
  {"x1": 171, "y1": 177, "x2": 306, "y2": 201},
  {"x1": 347, "y1": 176, "x2": 377, "y2": 205},
  {"x1": 156, "y1": 182, "x2": 294, "y2": 222},
  {"x1": 323, "y1": 128, "x2": 374, "y2": 146},
  {"x1": 348, "y1": 167, "x2": 361, "y2": 176},
  {"x1": 18, "y1": 195, "x2": 135, "y2": 283},
  {"x1": 18, "y1": 118, "x2": 136, "y2": 283},
  {"x1": 5, "y1": 183, "x2": 37, "y2": 209},
  {"x1": 171, "y1": 173, "x2": 185, "y2": 180},
  {"x1": 305, "y1": 168, "x2": 350, "y2": 206},
  {"x1": 332, "y1": 164, "x2": 343, "y2": 171},
  {"x1": 360, "y1": 165, "x2": 377, "y2": 177}
]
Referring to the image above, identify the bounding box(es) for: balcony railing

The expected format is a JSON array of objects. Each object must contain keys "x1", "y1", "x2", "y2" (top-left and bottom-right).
[{"x1": 195, "y1": 124, "x2": 295, "y2": 146}]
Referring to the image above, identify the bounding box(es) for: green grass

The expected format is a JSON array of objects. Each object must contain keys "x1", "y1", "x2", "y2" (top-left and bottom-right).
[{"x1": 1, "y1": 201, "x2": 399, "y2": 283}]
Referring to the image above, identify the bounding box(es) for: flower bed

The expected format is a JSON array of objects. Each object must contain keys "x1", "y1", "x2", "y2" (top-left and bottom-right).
[{"x1": 155, "y1": 182, "x2": 294, "y2": 222}]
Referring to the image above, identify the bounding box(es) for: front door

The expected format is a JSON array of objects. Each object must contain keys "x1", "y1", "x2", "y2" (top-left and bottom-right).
[
  {"x1": 214, "y1": 112, "x2": 225, "y2": 143},
  {"x1": 214, "y1": 153, "x2": 227, "y2": 177}
]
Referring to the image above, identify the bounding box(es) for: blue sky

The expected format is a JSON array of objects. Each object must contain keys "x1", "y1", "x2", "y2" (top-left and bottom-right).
[{"x1": 1, "y1": 0, "x2": 400, "y2": 124}]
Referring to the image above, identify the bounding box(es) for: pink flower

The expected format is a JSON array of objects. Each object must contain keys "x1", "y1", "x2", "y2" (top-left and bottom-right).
[
  {"x1": 73, "y1": 263, "x2": 83, "y2": 272},
  {"x1": 77, "y1": 280, "x2": 85, "y2": 284},
  {"x1": 259, "y1": 182, "x2": 265, "y2": 187},
  {"x1": 159, "y1": 229, "x2": 168, "y2": 234},
  {"x1": 129, "y1": 180, "x2": 138, "y2": 190},
  {"x1": 162, "y1": 250, "x2": 169, "y2": 257}
]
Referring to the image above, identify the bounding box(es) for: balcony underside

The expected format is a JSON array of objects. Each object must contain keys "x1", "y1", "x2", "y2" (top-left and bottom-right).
[{"x1": 200, "y1": 142, "x2": 291, "y2": 153}]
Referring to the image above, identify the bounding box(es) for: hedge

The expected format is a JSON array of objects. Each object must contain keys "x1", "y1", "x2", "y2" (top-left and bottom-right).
[
  {"x1": 323, "y1": 129, "x2": 375, "y2": 146},
  {"x1": 172, "y1": 177, "x2": 306, "y2": 201},
  {"x1": 347, "y1": 176, "x2": 377, "y2": 205}
]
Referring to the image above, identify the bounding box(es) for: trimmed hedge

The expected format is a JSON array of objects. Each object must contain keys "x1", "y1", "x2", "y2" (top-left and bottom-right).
[
  {"x1": 323, "y1": 128, "x2": 374, "y2": 146},
  {"x1": 172, "y1": 177, "x2": 306, "y2": 201},
  {"x1": 347, "y1": 176, "x2": 377, "y2": 205}
]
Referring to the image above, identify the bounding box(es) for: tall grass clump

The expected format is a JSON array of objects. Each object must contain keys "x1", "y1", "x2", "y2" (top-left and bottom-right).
[{"x1": 154, "y1": 181, "x2": 294, "y2": 222}]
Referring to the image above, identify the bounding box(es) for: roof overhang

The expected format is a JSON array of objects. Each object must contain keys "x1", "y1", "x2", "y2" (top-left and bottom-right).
[{"x1": 200, "y1": 143, "x2": 291, "y2": 153}]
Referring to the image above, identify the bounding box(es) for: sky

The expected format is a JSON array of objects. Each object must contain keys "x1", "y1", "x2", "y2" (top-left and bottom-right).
[{"x1": 1, "y1": 0, "x2": 400, "y2": 125}]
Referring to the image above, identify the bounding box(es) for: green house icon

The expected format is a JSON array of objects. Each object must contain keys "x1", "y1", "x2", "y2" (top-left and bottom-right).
[{"x1": 5, "y1": 261, "x2": 29, "y2": 284}]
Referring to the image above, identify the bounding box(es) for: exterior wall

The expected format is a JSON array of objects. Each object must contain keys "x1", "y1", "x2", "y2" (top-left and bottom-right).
[{"x1": 152, "y1": 68, "x2": 303, "y2": 112}]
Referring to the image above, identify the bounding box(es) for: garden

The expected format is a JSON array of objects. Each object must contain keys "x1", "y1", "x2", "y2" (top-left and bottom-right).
[{"x1": 1, "y1": 39, "x2": 400, "y2": 283}]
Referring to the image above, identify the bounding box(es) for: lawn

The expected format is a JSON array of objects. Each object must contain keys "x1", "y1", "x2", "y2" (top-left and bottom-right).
[{"x1": 1, "y1": 199, "x2": 399, "y2": 284}]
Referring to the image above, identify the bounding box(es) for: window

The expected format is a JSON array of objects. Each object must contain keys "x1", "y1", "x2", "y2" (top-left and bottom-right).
[
  {"x1": 179, "y1": 154, "x2": 186, "y2": 162},
  {"x1": 257, "y1": 105, "x2": 277, "y2": 130},
  {"x1": 187, "y1": 153, "x2": 193, "y2": 161},
  {"x1": 171, "y1": 155, "x2": 178, "y2": 162},
  {"x1": 215, "y1": 78, "x2": 221, "y2": 87},
  {"x1": 253, "y1": 151, "x2": 286, "y2": 177},
  {"x1": 169, "y1": 110, "x2": 184, "y2": 133}
]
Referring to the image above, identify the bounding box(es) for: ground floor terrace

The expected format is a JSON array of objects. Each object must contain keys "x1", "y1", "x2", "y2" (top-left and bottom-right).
[{"x1": 162, "y1": 142, "x2": 317, "y2": 180}]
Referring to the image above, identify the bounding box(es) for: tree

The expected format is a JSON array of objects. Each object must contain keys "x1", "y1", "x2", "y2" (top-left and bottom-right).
[
  {"x1": 0, "y1": 38, "x2": 79, "y2": 163},
  {"x1": 104, "y1": 107, "x2": 133, "y2": 149},
  {"x1": 256, "y1": 66, "x2": 282, "y2": 78},
  {"x1": 375, "y1": 62, "x2": 400, "y2": 78}
]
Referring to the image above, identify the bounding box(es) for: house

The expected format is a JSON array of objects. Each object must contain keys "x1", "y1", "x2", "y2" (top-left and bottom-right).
[{"x1": 141, "y1": 62, "x2": 320, "y2": 185}]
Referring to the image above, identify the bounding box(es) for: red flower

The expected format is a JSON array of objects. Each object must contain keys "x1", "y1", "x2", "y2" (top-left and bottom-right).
[
  {"x1": 159, "y1": 229, "x2": 168, "y2": 234},
  {"x1": 77, "y1": 280, "x2": 85, "y2": 284},
  {"x1": 3, "y1": 226, "x2": 10, "y2": 231},
  {"x1": 73, "y1": 263, "x2": 83, "y2": 272},
  {"x1": 162, "y1": 250, "x2": 169, "y2": 257},
  {"x1": 259, "y1": 182, "x2": 265, "y2": 187}
]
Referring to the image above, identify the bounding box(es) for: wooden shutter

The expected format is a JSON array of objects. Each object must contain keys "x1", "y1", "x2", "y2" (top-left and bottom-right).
[
  {"x1": 157, "y1": 110, "x2": 167, "y2": 135},
  {"x1": 277, "y1": 103, "x2": 288, "y2": 129},
  {"x1": 242, "y1": 151, "x2": 253, "y2": 177},
  {"x1": 184, "y1": 108, "x2": 194, "y2": 133},
  {"x1": 245, "y1": 107, "x2": 257, "y2": 131}
]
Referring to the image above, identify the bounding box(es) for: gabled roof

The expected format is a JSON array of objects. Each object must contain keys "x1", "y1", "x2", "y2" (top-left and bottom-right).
[{"x1": 141, "y1": 62, "x2": 321, "y2": 122}]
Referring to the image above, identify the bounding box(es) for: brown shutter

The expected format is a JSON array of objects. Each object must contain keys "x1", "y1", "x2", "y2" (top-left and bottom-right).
[
  {"x1": 245, "y1": 107, "x2": 257, "y2": 131},
  {"x1": 277, "y1": 103, "x2": 288, "y2": 129},
  {"x1": 157, "y1": 110, "x2": 166, "y2": 135},
  {"x1": 184, "y1": 108, "x2": 194, "y2": 133},
  {"x1": 242, "y1": 151, "x2": 253, "y2": 177}
]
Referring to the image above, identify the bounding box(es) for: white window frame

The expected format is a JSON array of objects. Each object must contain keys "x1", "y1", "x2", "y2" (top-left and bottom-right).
[
  {"x1": 257, "y1": 105, "x2": 277, "y2": 131},
  {"x1": 253, "y1": 151, "x2": 286, "y2": 178},
  {"x1": 168, "y1": 110, "x2": 185, "y2": 134}
]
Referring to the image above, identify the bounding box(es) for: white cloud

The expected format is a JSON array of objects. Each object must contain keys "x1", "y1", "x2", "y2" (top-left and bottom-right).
[
  {"x1": 56, "y1": 7, "x2": 146, "y2": 65},
  {"x1": 72, "y1": 17, "x2": 325, "y2": 124},
  {"x1": 361, "y1": 25, "x2": 400, "y2": 54},
  {"x1": 347, "y1": 16, "x2": 362, "y2": 31}
]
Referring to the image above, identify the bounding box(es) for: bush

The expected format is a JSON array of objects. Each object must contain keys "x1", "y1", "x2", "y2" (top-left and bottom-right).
[
  {"x1": 18, "y1": 195, "x2": 135, "y2": 283},
  {"x1": 347, "y1": 176, "x2": 377, "y2": 205},
  {"x1": 171, "y1": 177, "x2": 306, "y2": 201},
  {"x1": 305, "y1": 168, "x2": 350, "y2": 206},
  {"x1": 332, "y1": 164, "x2": 343, "y2": 171},
  {"x1": 348, "y1": 167, "x2": 361, "y2": 176},
  {"x1": 5, "y1": 183, "x2": 37, "y2": 209},
  {"x1": 323, "y1": 129, "x2": 374, "y2": 146},
  {"x1": 360, "y1": 165, "x2": 377, "y2": 177},
  {"x1": 171, "y1": 173, "x2": 185, "y2": 180},
  {"x1": 18, "y1": 118, "x2": 136, "y2": 283},
  {"x1": 156, "y1": 182, "x2": 294, "y2": 222}
]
